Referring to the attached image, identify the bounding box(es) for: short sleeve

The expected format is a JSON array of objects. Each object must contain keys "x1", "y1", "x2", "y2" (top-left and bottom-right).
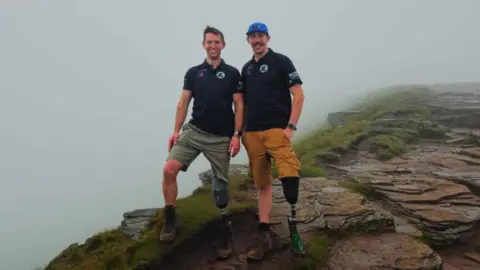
[
  {"x1": 232, "y1": 68, "x2": 243, "y2": 94},
  {"x1": 237, "y1": 64, "x2": 249, "y2": 94},
  {"x1": 280, "y1": 56, "x2": 303, "y2": 88},
  {"x1": 182, "y1": 68, "x2": 195, "y2": 91}
]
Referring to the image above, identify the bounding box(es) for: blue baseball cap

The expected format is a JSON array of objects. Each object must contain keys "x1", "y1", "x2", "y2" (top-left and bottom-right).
[{"x1": 246, "y1": 22, "x2": 269, "y2": 35}]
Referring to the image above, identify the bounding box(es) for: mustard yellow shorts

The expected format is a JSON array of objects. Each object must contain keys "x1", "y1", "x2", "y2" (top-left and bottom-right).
[{"x1": 242, "y1": 128, "x2": 300, "y2": 188}]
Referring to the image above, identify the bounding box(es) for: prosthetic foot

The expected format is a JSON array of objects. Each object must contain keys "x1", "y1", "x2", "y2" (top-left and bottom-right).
[
  {"x1": 288, "y1": 204, "x2": 306, "y2": 256},
  {"x1": 280, "y1": 177, "x2": 306, "y2": 256}
]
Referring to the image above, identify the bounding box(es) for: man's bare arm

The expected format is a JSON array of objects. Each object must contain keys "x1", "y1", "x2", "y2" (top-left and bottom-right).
[
  {"x1": 288, "y1": 84, "x2": 305, "y2": 127},
  {"x1": 233, "y1": 93, "x2": 244, "y2": 134},
  {"x1": 174, "y1": 90, "x2": 193, "y2": 133}
]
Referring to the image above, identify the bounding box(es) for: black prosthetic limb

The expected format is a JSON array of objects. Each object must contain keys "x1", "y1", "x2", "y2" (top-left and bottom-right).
[
  {"x1": 280, "y1": 177, "x2": 306, "y2": 256},
  {"x1": 213, "y1": 177, "x2": 234, "y2": 259}
]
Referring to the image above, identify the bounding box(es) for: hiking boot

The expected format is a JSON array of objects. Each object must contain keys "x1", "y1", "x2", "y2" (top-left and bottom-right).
[
  {"x1": 247, "y1": 223, "x2": 273, "y2": 261},
  {"x1": 216, "y1": 214, "x2": 233, "y2": 259},
  {"x1": 159, "y1": 205, "x2": 177, "y2": 243}
]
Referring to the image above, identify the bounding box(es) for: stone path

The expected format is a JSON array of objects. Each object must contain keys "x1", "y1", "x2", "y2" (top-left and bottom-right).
[
  {"x1": 268, "y1": 178, "x2": 444, "y2": 269},
  {"x1": 328, "y1": 138, "x2": 480, "y2": 268}
]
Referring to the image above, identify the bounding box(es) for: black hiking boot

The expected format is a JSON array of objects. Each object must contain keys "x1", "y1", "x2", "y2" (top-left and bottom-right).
[
  {"x1": 216, "y1": 213, "x2": 233, "y2": 259},
  {"x1": 159, "y1": 205, "x2": 177, "y2": 243},
  {"x1": 247, "y1": 222, "x2": 273, "y2": 261}
]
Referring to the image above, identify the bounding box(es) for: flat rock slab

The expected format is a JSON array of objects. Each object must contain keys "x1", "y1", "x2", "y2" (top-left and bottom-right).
[
  {"x1": 326, "y1": 233, "x2": 443, "y2": 270},
  {"x1": 343, "y1": 163, "x2": 480, "y2": 245},
  {"x1": 120, "y1": 208, "x2": 160, "y2": 239},
  {"x1": 269, "y1": 178, "x2": 394, "y2": 238}
]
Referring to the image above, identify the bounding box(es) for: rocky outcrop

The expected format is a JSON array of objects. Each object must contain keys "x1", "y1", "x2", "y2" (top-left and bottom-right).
[
  {"x1": 327, "y1": 233, "x2": 443, "y2": 270},
  {"x1": 270, "y1": 178, "x2": 394, "y2": 235},
  {"x1": 327, "y1": 110, "x2": 362, "y2": 126},
  {"x1": 47, "y1": 85, "x2": 480, "y2": 270},
  {"x1": 339, "y1": 159, "x2": 480, "y2": 246},
  {"x1": 429, "y1": 90, "x2": 480, "y2": 128},
  {"x1": 120, "y1": 208, "x2": 159, "y2": 240},
  {"x1": 198, "y1": 164, "x2": 250, "y2": 186}
]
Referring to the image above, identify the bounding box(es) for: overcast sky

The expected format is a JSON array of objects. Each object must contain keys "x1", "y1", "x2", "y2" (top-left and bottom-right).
[{"x1": 1, "y1": 1, "x2": 479, "y2": 269}]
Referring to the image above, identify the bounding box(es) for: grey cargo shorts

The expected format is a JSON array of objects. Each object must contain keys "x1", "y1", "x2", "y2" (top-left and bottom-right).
[{"x1": 167, "y1": 123, "x2": 231, "y2": 182}]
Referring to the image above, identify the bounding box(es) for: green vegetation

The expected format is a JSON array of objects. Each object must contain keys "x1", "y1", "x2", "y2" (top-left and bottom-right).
[
  {"x1": 293, "y1": 86, "x2": 443, "y2": 164},
  {"x1": 45, "y1": 174, "x2": 256, "y2": 270},
  {"x1": 46, "y1": 85, "x2": 445, "y2": 269},
  {"x1": 294, "y1": 235, "x2": 330, "y2": 270},
  {"x1": 339, "y1": 180, "x2": 383, "y2": 201}
]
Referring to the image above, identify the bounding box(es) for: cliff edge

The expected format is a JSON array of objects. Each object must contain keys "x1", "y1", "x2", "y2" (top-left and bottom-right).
[{"x1": 45, "y1": 83, "x2": 480, "y2": 270}]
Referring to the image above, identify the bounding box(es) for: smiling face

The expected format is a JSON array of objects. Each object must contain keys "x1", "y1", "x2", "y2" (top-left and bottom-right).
[
  {"x1": 247, "y1": 32, "x2": 270, "y2": 56},
  {"x1": 202, "y1": 32, "x2": 225, "y2": 60}
]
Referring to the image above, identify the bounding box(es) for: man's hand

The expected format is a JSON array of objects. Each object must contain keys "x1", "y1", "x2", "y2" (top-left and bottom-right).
[
  {"x1": 228, "y1": 135, "x2": 241, "y2": 157},
  {"x1": 168, "y1": 132, "x2": 180, "y2": 152},
  {"x1": 283, "y1": 128, "x2": 294, "y2": 140}
]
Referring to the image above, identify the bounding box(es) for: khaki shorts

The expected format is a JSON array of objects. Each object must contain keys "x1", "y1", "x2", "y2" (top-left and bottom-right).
[
  {"x1": 242, "y1": 128, "x2": 300, "y2": 188},
  {"x1": 167, "y1": 123, "x2": 231, "y2": 182}
]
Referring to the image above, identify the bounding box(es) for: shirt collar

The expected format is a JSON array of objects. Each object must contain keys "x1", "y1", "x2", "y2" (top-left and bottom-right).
[
  {"x1": 201, "y1": 58, "x2": 227, "y2": 70},
  {"x1": 251, "y1": 48, "x2": 274, "y2": 63}
]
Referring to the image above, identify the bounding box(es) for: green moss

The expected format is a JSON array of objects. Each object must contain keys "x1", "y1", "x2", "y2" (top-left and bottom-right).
[
  {"x1": 293, "y1": 87, "x2": 436, "y2": 166},
  {"x1": 339, "y1": 180, "x2": 383, "y2": 201},
  {"x1": 299, "y1": 164, "x2": 326, "y2": 177},
  {"x1": 45, "y1": 174, "x2": 256, "y2": 270},
  {"x1": 373, "y1": 134, "x2": 407, "y2": 160},
  {"x1": 294, "y1": 234, "x2": 330, "y2": 269}
]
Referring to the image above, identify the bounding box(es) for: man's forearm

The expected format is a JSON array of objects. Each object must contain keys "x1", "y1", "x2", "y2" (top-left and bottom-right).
[
  {"x1": 234, "y1": 101, "x2": 244, "y2": 132},
  {"x1": 289, "y1": 92, "x2": 305, "y2": 126},
  {"x1": 174, "y1": 102, "x2": 188, "y2": 133}
]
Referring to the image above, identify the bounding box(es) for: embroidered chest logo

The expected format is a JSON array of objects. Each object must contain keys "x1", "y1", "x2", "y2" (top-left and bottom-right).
[
  {"x1": 216, "y1": 71, "x2": 225, "y2": 79},
  {"x1": 259, "y1": 64, "x2": 268, "y2": 73},
  {"x1": 196, "y1": 68, "x2": 208, "y2": 78},
  {"x1": 246, "y1": 65, "x2": 253, "y2": 75}
]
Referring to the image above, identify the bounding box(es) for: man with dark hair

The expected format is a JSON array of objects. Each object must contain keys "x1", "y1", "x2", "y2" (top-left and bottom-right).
[
  {"x1": 239, "y1": 22, "x2": 306, "y2": 261},
  {"x1": 159, "y1": 25, "x2": 244, "y2": 260}
]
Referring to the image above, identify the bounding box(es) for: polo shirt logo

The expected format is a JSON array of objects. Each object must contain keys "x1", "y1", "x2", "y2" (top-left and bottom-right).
[
  {"x1": 216, "y1": 71, "x2": 225, "y2": 79},
  {"x1": 196, "y1": 68, "x2": 208, "y2": 78},
  {"x1": 259, "y1": 64, "x2": 268, "y2": 73},
  {"x1": 246, "y1": 65, "x2": 253, "y2": 75}
]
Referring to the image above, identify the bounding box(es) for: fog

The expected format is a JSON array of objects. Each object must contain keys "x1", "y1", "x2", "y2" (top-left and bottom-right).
[{"x1": 1, "y1": 1, "x2": 479, "y2": 269}]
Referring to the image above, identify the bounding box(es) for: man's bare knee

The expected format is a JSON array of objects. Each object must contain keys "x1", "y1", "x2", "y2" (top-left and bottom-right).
[{"x1": 163, "y1": 160, "x2": 184, "y2": 181}]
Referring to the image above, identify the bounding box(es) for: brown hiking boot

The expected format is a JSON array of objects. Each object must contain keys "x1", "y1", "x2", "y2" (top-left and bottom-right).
[
  {"x1": 216, "y1": 214, "x2": 233, "y2": 259},
  {"x1": 247, "y1": 223, "x2": 272, "y2": 261},
  {"x1": 159, "y1": 205, "x2": 177, "y2": 243}
]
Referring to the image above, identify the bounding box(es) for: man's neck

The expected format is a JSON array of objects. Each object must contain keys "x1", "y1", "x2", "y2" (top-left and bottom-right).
[
  {"x1": 206, "y1": 57, "x2": 222, "y2": 69},
  {"x1": 254, "y1": 48, "x2": 269, "y2": 62}
]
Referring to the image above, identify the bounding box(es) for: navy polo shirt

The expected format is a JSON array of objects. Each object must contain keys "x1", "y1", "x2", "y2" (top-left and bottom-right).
[
  {"x1": 183, "y1": 59, "x2": 242, "y2": 137},
  {"x1": 240, "y1": 48, "x2": 303, "y2": 132}
]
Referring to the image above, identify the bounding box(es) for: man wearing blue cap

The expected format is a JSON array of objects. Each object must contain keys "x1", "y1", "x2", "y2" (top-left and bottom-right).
[{"x1": 239, "y1": 22, "x2": 306, "y2": 261}]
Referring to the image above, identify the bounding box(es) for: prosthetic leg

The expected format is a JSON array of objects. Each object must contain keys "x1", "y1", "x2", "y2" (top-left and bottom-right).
[
  {"x1": 213, "y1": 177, "x2": 234, "y2": 259},
  {"x1": 280, "y1": 177, "x2": 306, "y2": 256}
]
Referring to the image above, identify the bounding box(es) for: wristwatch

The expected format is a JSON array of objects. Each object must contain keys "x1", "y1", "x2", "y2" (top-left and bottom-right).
[
  {"x1": 287, "y1": 123, "x2": 297, "y2": 131},
  {"x1": 234, "y1": 130, "x2": 242, "y2": 137}
]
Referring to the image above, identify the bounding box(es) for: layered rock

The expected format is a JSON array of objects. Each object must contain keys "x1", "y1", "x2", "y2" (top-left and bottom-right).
[
  {"x1": 198, "y1": 164, "x2": 250, "y2": 186},
  {"x1": 327, "y1": 233, "x2": 443, "y2": 270},
  {"x1": 269, "y1": 177, "x2": 394, "y2": 235},
  {"x1": 120, "y1": 208, "x2": 159, "y2": 240},
  {"x1": 333, "y1": 140, "x2": 480, "y2": 246},
  {"x1": 267, "y1": 177, "x2": 445, "y2": 269},
  {"x1": 429, "y1": 90, "x2": 480, "y2": 128}
]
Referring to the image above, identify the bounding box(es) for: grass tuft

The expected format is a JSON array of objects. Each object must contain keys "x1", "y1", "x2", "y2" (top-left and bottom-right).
[{"x1": 45, "y1": 174, "x2": 255, "y2": 270}]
